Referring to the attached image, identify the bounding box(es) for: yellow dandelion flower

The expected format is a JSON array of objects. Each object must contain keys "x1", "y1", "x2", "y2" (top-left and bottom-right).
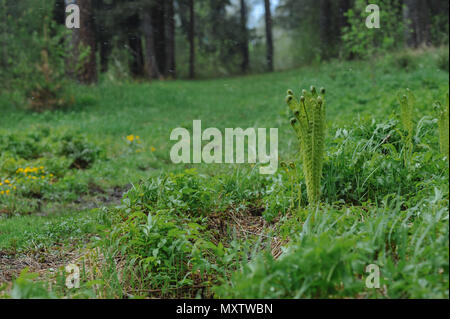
[
  {"x1": 126, "y1": 135, "x2": 135, "y2": 142},
  {"x1": 151, "y1": 147, "x2": 156, "y2": 152},
  {"x1": 5, "y1": 190, "x2": 9, "y2": 195},
  {"x1": 5, "y1": 179, "x2": 10, "y2": 184}
]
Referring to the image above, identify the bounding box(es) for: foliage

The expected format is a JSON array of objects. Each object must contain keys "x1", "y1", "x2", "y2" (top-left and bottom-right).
[
  {"x1": 98, "y1": 169, "x2": 266, "y2": 297},
  {"x1": 0, "y1": 268, "x2": 56, "y2": 299},
  {"x1": 434, "y1": 94, "x2": 449, "y2": 158},
  {"x1": 0, "y1": 127, "x2": 103, "y2": 215},
  {"x1": 322, "y1": 116, "x2": 449, "y2": 205},
  {"x1": 398, "y1": 89, "x2": 415, "y2": 165},
  {"x1": 286, "y1": 86, "x2": 326, "y2": 205},
  {"x1": 0, "y1": 1, "x2": 72, "y2": 110},
  {"x1": 0, "y1": 48, "x2": 448, "y2": 298},
  {"x1": 26, "y1": 17, "x2": 72, "y2": 112},
  {"x1": 217, "y1": 192, "x2": 449, "y2": 298},
  {"x1": 341, "y1": 0, "x2": 405, "y2": 59},
  {"x1": 436, "y1": 49, "x2": 449, "y2": 72}
]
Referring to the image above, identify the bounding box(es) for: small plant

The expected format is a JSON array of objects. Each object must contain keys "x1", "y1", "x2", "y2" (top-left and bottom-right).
[
  {"x1": 27, "y1": 18, "x2": 72, "y2": 112},
  {"x1": 434, "y1": 93, "x2": 449, "y2": 158},
  {"x1": 58, "y1": 133, "x2": 102, "y2": 169},
  {"x1": 398, "y1": 89, "x2": 415, "y2": 166},
  {"x1": 285, "y1": 86, "x2": 326, "y2": 205}
]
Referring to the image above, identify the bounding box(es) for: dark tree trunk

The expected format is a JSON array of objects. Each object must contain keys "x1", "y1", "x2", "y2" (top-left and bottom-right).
[
  {"x1": 93, "y1": 0, "x2": 111, "y2": 74},
  {"x1": 319, "y1": 0, "x2": 332, "y2": 59},
  {"x1": 404, "y1": 0, "x2": 431, "y2": 47},
  {"x1": 142, "y1": 8, "x2": 161, "y2": 80},
  {"x1": 151, "y1": 0, "x2": 166, "y2": 78},
  {"x1": 76, "y1": 0, "x2": 97, "y2": 84},
  {"x1": 128, "y1": 31, "x2": 144, "y2": 78},
  {"x1": 99, "y1": 34, "x2": 111, "y2": 73},
  {"x1": 1, "y1": 0, "x2": 7, "y2": 69},
  {"x1": 166, "y1": 0, "x2": 176, "y2": 78},
  {"x1": 240, "y1": 0, "x2": 249, "y2": 74},
  {"x1": 264, "y1": 0, "x2": 274, "y2": 72},
  {"x1": 188, "y1": 0, "x2": 195, "y2": 79},
  {"x1": 338, "y1": 0, "x2": 352, "y2": 29},
  {"x1": 53, "y1": 0, "x2": 66, "y2": 25}
]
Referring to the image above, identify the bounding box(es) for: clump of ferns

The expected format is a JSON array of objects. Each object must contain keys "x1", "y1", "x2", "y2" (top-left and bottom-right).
[
  {"x1": 397, "y1": 89, "x2": 415, "y2": 167},
  {"x1": 433, "y1": 93, "x2": 449, "y2": 159},
  {"x1": 285, "y1": 86, "x2": 326, "y2": 206}
]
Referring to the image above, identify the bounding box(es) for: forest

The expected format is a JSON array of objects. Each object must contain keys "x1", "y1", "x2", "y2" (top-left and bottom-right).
[{"x1": 0, "y1": 0, "x2": 449, "y2": 301}]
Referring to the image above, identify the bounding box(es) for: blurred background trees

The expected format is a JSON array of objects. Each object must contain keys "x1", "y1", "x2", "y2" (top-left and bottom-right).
[{"x1": 0, "y1": 0, "x2": 448, "y2": 93}]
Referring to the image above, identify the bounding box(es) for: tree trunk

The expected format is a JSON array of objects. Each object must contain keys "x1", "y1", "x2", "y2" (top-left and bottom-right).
[
  {"x1": 152, "y1": 0, "x2": 166, "y2": 77},
  {"x1": 76, "y1": 0, "x2": 97, "y2": 84},
  {"x1": 188, "y1": 0, "x2": 195, "y2": 79},
  {"x1": 128, "y1": 32, "x2": 144, "y2": 78},
  {"x1": 1, "y1": 0, "x2": 7, "y2": 69},
  {"x1": 240, "y1": 0, "x2": 249, "y2": 74},
  {"x1": 99, "y1": 35, "x2": 111, "y2": 73},
  {"x1": 53, "y1": 0, "x2": 66, "y2": 25},
  {"x1": 142, "y1": 8, "x2": 161, "y2": 80},
  {"x1": 166, "y1": 0, "x2": 176, "y2": 78},
  {"x1": 404, "y1": 0, "x2": 430, "y2": 47},
  {"x1": 338, "y1": 0, "x2": 351, "y2": 29},
  {"x1": 264, "y1": 0, "x2": 274, "y2": 72},
  {"x1": 319, "y1": 0, "x2": 332, "y2": 59}
]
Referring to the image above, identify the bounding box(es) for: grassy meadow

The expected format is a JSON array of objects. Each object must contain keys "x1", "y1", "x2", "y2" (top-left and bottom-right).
[{"x1": 0, "y1": 48, "x2": 448, "y2": 298}]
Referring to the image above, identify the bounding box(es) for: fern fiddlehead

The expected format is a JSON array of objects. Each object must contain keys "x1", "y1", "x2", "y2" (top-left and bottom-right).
[
  {"x1": 398, "y1": 89, "x2": 415, "y2": 166},
  {"x1": 286, "y1": 86, "x2": 326, "y2": 205},
  {"x1": 434, "y1": 93, "x2": 449, "y2": 159}
]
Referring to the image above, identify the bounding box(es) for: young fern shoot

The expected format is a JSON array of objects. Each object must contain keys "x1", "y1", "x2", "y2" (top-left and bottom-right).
[
  {"x1": 286, "y1": 86, "x2": 326, "y2": 205},
  {"x1": 434, "y1": 93, "x2": 449, "y2": 158},
  {"x1": 398, "y1": 89, "x2": 415, "y2": 166}
]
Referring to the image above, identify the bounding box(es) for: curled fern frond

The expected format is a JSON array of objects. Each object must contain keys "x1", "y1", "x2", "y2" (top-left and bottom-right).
[
  {"x1": 286, "y1": 86, "x2": 326, "y2": 205},
  {"x1": 398, "y1": 89, "x2": 415, "y2": 166},
  {"x1": 435, "y1": 93, "x2": 449, "y2": 158}
]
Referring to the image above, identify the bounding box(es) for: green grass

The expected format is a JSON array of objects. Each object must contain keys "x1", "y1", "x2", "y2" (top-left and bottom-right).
[
  {"x1": 0, "y1": 47, "x2": 448, "y2": 299},
  {"x1": 0, "y1": 209, "x2": 103, "y2": 252}
]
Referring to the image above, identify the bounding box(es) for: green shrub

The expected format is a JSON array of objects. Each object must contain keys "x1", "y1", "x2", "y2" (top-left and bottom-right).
[
  {"x1": 58, "y1": 134, "x2": 102, "y2": 170},
  {"x1": 341, "y1": 0, "x2": 405, "y2": 59}
]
